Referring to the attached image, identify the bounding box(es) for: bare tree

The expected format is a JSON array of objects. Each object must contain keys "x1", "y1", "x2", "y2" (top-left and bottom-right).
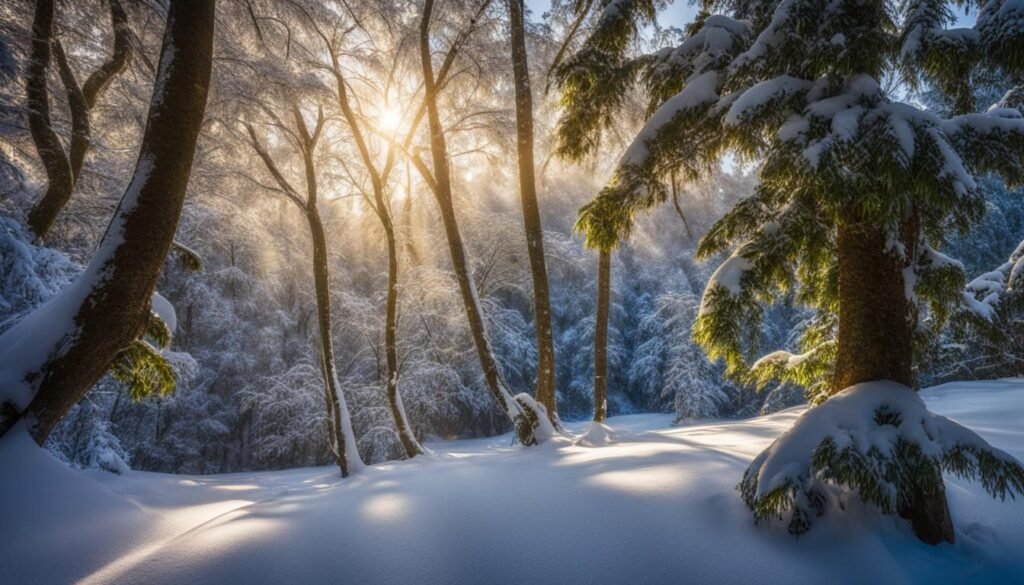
[
  {"x1": 244, "y1": 106, "x2": 365, "y2": 477},
  {"x1": 413, "y1": 0, "x2": 549, "y2": 445},
  {"x1": 288, "y1": 4, "x2": 425, "y2": 458}
]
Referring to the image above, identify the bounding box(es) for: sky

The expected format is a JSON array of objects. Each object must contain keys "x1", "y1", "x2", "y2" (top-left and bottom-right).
[{"x1": 526, "y1": 0, "x2": 975, "y2": 30}]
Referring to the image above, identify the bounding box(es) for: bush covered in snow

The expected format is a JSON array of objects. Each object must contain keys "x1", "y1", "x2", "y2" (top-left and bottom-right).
[{"x1": 739, "y1": 382, "x2": 1024, "y2": 536}]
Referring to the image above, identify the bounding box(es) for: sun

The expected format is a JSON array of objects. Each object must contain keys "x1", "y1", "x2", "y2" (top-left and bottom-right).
[{"x1": 378, "y1": 104, "x2": 402, "y2": 134}]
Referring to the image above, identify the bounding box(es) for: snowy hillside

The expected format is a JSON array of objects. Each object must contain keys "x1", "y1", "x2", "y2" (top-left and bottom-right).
[{"x1": 3, "y1": 379, "x2": 1024, "y2": 585}]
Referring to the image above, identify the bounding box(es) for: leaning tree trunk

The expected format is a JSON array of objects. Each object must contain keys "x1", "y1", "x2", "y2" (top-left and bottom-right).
[
  {"x1": 832, "y1": 219, "x2": 954, "y2": 544},
  {"x1": 593, "y1": 250, "x2": 610, "y2": 423},
  {"x1": 508, "y1": 0, "x2": 558, "y2": 426},
  {"x1": 27, "y1": 0, "x2": 131, "y2": 239},
  {"x1": 0, "y1": 0, "x2": 215, "y2": 444},
  {"x1": 419, "y1": 0, "x2": 538, "y2": 445}
]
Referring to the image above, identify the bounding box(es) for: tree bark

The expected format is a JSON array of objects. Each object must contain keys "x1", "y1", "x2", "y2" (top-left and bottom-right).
[
  {"x1": 0, "y1": 0, "x2": 215, "y2": 444},
  {"x1": 832, "y1": 219, "x2": 954, "y2": 544},
  {"x1": 27, "y1": 0, "x2": 132, "y2": 239},
  {"x1": 832, "y1": 222, "x2": 914, "y2": 392},
  {"x1": 419, "y1": 0, "x2": 537, "y2": 445},
  {"x1": 24, "y1": 0, "x2": 73, "y2": 240},
  {"x1": 593, "y1": 249, "x2": 610, "y2": 423},
  {"x1": 508, "y1": 0, "x2": 558, "y2": 426}
]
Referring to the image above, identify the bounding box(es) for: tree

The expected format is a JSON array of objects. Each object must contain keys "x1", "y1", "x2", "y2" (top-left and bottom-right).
[
  {"x1": 413, "y1": 0, "x2": 551, "y2": 445},
  {"x1": 507, "y1": 0, "x2": 559, "y2": 425},
  {"x1": 244, "y1": 104, "x2": 365, "y2": 477},
  {"x1": 556, "y1": 1, "x2": 1024, "y2": 543},
  {"x1": 0, "y1": 0, "x2": 215, "y2": 445},
  {"x1": 25, "y1": 0, "x2": 132, "y2": 239},
  {"x1": 283, "y1": 0, "x2": 425, "y2": 458},
  {"x1": 592, "y1": 249, "x2": 610, "y2": 422}
]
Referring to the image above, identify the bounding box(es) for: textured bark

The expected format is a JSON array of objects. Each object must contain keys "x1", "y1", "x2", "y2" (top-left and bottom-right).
[
  {"x1": 24, "y1": 0, "x2": 73, "y2": 239},
  {"x1": 419, "y1": 0, "x2": 536, "y2": 444},
  {"x1": 593, "y1": 250, "x2": 610, "y2": 423},
  {"x1": 27, "y1": 0, "x2": 132, "y2": 239},
  {"x1": 508, "y1": 0, "x2": 558, "y2": 425},
  {"x1": 833, "y1": 219, "x2": 954, "y2": 544},
  {"x1": 7, "y1": 0, "x2": 215, "y2": 444},
  {"x1": 832, "y1": 222, "x2": 914, "y2": 392}
]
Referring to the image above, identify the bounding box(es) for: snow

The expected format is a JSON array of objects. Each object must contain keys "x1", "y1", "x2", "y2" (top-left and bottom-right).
[
  {"x1": 621, "y1": 72, "x2": 721, "y2": 167},
  {"x1": 151, "y1": 291, "x2": 176, "y2": 334},
  {"x1": 724, "y1": 76, "x2": 813, "y2": 127},
  {"x1": 4, "y1": 380, "x2": 1024, "y2": 584},
  {"x1": 575, "y1": 421, "x2": 616, "y2": 447},
  {"x1": 746, "y1": 381, "x2": 1018, "y2": 501},
  {"x1": 699, "y1": 252, "x2": 752, "y2": 315},
  {"x1": 963, "y1": 238, "x2": 1024, "y2": 319}
]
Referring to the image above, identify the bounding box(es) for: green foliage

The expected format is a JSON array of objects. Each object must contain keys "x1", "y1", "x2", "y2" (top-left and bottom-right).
[
  {"x1": 146, "y1": 312, "x2": 173, "y2": 349},
  {"x1": 110, "y1": 340, "x2": 176, "y2": 401},
  {"x1": 557, "y1": 0, "x2": 1024, "y2": 398},
  {"x1": 739, "y1": 404, "x2": 1024, "y2": 536},
  {"x1": 552, "y1": 0, "x2": 659, "y2": 161}
]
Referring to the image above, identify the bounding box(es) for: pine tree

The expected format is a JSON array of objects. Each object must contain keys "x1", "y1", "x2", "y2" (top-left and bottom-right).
[{"x1": 556, "y1": 0, "x2": 1024, "y2": 543}]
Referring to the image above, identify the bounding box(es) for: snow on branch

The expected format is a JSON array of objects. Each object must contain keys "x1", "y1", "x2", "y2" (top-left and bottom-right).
[{"x1": 740, "y1": 381, "x2": 1024, "y2": 536}]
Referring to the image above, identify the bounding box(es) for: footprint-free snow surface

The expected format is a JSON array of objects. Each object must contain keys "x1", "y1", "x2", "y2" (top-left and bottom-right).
[{"x1": 3, "y1": 380, "x2": 1024, "y2": 585}]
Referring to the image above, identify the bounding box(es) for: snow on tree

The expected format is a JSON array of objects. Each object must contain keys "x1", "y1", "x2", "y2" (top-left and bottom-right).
[
  {"x1": 556, "y1": 0, "x2": 1024, "y2": 543},
  {"x1": 0, "y1": 0, "x2": 215, "y2": 445}
]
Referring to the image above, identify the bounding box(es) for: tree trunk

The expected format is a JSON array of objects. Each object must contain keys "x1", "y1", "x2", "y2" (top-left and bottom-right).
[
  {"x1": 508, "y1": 0, "x2": 558, "y2": 426},
  {"x1": 28, "y1": 0, "x2": 131, "y2": 239},
  {"x1": 307, "y1": 206, "x2": 362, "y2": 476},
  {"x1": 24, "y1": 0, "x2": 73, "y2": 240},
  {"x1": 593, "y1": 250, "x2": 610, "y2": 423},
  {"x1": 383, "y1": 217, "x2": 424, "y2": 457},
  {"x1": 0, "y1": 0, "x2": 215, "y2": 444},
  {"x1": 832, "y1": 220, "x2": 954, "y2": 544},
  {"x1": 419, "y1": 0, "x2": 537, "y2": 445}
]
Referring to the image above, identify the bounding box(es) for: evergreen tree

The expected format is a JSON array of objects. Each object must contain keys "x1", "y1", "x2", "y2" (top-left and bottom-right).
[{"x1": 556, "y1": 0, "x2": 1024, "y2": 543}]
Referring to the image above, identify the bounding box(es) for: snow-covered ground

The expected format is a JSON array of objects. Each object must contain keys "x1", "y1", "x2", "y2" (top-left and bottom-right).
[{"x1": 3, "y1": 380, "x2": 1024, "y2": 585}]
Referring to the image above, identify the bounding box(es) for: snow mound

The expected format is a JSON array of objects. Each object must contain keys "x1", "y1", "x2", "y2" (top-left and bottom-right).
[{"x1": 575, "y1": 421, "x2": 616, "y2": 447}]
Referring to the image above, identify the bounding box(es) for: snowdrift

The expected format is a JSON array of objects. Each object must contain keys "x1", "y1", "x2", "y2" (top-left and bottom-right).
[{"x1": 3, "y1": 380, "x2": 1024, "y2": 584}]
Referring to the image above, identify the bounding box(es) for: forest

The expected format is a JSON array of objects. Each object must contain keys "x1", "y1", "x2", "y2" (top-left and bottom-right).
[{"x1": 2, "y1": 0, "x2": 1024, "y2": 583}]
